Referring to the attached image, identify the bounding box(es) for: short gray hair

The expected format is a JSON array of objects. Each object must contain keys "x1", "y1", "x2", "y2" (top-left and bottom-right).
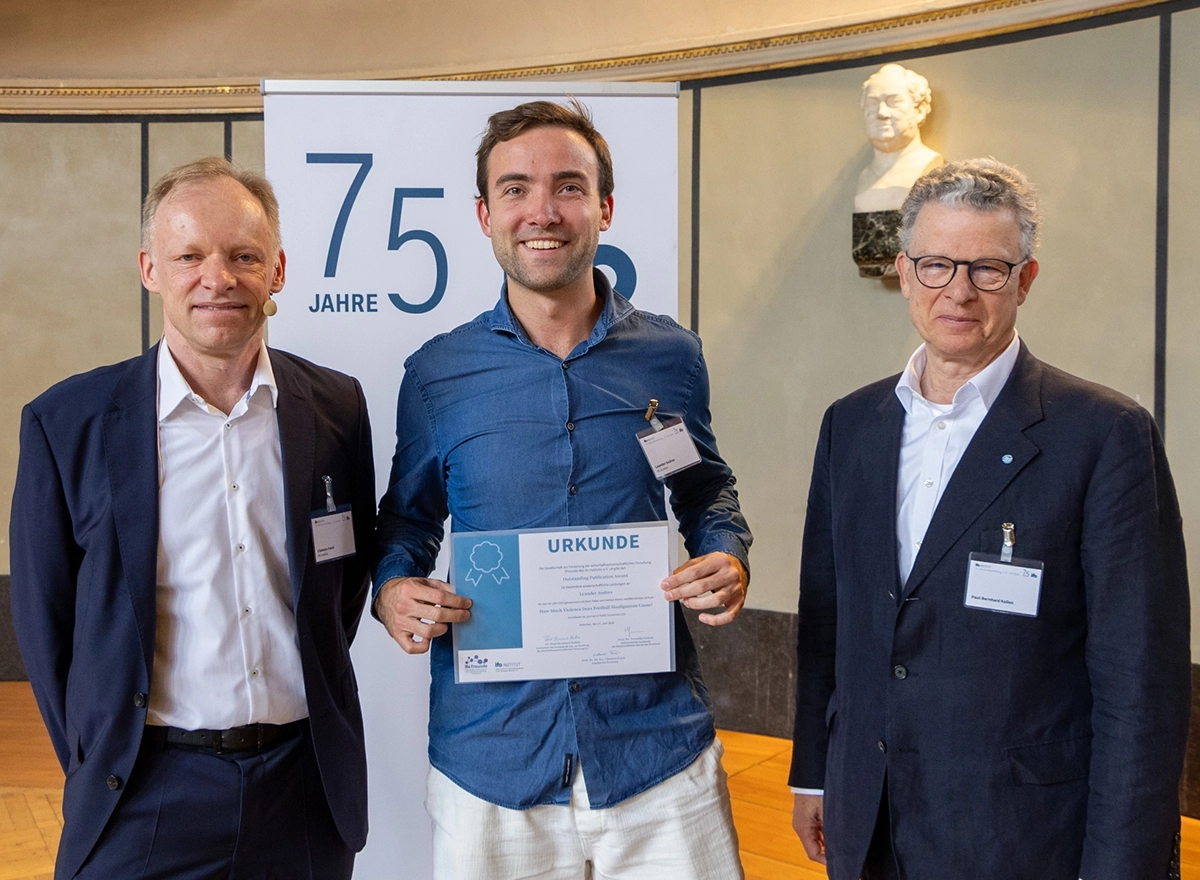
[
  {"x1": 142, "y1": 157, "x2": 281, "y2": 255},
  {"x1": 899, "y1": 158, "x2": 1041, "y2": 257},
  {"x1": 861, "y1": 64, "x2": 932, "y2": 119}
]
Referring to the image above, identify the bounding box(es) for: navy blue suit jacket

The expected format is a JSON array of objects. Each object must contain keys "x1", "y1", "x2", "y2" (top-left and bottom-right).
[
  {"x1": 9, "y1": 344, "x2": 375, "y2": 879},
  {"x1": 789, "y1": 344, "x2": 1190, "y2": 880}
]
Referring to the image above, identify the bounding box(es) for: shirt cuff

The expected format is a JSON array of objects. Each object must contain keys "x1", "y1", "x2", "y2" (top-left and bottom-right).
[
  {"x1": 372, "y1": 560, "x2": 426, "y2": 597},
  {"x1": 696, "y1": 538, "x2": 751, "y2": 580},
  {"x1": 790, "y1": 787, "x2": 824, "y2": 796}
]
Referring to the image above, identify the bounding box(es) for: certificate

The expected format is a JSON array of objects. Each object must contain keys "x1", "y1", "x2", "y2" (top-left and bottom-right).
[{"x1": 450, "y1": 522, "x2": 675, "y2": 683}]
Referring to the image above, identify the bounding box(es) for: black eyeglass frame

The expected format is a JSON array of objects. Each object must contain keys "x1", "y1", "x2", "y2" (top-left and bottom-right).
[{"x1": 903, "y1": 252, "x2": 1029, "y2": 291}]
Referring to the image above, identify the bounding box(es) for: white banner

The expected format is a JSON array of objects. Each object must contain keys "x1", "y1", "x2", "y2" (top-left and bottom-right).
[{"x1": 263, "y1": 80, "x2": 679, "y2": 878}]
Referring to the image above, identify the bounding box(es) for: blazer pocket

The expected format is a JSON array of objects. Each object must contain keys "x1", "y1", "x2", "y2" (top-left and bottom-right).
[{"x1": 1005, "y1": 734, "x2": 1091, "y2": 785}]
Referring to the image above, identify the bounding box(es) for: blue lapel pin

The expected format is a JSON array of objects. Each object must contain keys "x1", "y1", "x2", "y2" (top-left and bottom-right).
[{"x1": 1001, "y1": 454, "x2": 1014, "y2": 464}]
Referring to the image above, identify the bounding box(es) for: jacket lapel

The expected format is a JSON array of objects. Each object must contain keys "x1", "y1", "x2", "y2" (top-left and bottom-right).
[
  {"x1": 103, "y1": 346, "x2": 161, "y2": 676},
  {"x1": 901, "y1": 345, "x2": 1045, "y2": 599},
  {"x1": 271, "y1": 351, "x2": 315, "y2": 607},
  {"x1": 865, "y1": 390, "x2": 907, "y2": 602}
]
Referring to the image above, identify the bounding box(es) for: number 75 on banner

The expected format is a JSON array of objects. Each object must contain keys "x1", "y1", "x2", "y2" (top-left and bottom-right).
[{"x1": 306, "y1": 152, "x2": 638, "y2": 316}]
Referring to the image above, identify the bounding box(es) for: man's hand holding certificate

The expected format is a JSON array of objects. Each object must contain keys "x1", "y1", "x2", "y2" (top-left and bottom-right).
[{"x1": 450, "y1": 523, "x2": 675, "y2": 683}]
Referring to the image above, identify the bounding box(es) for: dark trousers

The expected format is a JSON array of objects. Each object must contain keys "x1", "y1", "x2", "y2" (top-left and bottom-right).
[
  {"x1": 71, "y1": 722, "x2": 353, "y2": 880},
  {"x1": 861, "y1": 779, "x2": 901, "y2": 880}
]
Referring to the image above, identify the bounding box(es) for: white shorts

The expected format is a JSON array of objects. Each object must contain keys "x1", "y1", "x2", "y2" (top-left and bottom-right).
[{"x1": 425, "y1": 737, "x2": 744, "y2": 880}]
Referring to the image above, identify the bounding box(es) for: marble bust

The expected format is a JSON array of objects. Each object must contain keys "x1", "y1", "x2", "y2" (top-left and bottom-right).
[{"x1": 854, "y1": 64, "x2": 943, "y2": 213}]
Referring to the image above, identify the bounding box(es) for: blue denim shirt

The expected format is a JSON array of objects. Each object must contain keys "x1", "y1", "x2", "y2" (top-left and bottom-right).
[{"x1": 374, "y1": 271, "x2": 751, "y2": 809}]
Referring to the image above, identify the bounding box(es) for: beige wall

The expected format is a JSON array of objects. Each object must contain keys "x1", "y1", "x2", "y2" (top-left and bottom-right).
[
  {"x1": 1169, "y1": 7, "x2": 1200, "y2": 661},
  {"x1": 0, "y1": 124, "x2": 142, "y2": 570},
  {"x1": 699, "y1": 20, "x2": 1162, "y2": 618},
  {"x1": 0, "y1": 122, "x2": 260, "y2": 571}
]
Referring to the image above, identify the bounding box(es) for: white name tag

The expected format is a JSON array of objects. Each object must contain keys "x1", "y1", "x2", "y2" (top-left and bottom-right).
[
  {"x1": 636, "y1": 416, "x2": 702, "y2": 480},
  {"x1": 964, "y1": 553, "x2": 1043, "y2": 616},
  {"x1": 312, "y1": 506, "x2": 356, "y2": 563}
]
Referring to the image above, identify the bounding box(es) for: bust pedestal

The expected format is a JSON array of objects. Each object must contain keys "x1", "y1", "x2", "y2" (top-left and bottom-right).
[{"x1": 852, "y1": 210, "x2": 901, "y2": 278}]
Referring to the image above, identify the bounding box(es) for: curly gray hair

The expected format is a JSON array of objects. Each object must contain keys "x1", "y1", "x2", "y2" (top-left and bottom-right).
[{"x1": 899, "y1": 158, "x2": 1041, "y2": 258}]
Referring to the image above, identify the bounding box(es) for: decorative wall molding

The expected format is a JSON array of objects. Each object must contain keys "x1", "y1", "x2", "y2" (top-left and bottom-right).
[
  {"x1": 0, "y1": 82, "x2": 263, "y2": 115},
  {"x1": 0, "y1": 0, "x2": 1169, "y2": 114},
  {"x1": 444, "y1": 0, "x2": 1165, "y2": 82}
]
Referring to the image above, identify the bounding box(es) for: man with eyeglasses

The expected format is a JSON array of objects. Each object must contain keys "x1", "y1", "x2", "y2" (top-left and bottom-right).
[{"x1": 788, "y1": 158, "x2": 1189, "y2": 880}]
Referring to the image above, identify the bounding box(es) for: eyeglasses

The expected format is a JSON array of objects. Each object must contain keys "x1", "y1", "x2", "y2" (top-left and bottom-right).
[{"x1": 904, "y1": 253, "x2": 1027, "y2": 292}]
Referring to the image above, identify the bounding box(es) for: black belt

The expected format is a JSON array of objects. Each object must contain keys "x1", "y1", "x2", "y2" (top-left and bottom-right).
[{"x1": 148, "y1": 720, "x2": 304, "y2": 754}]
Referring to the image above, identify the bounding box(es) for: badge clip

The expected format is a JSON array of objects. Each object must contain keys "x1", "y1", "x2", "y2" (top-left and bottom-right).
[
  {"x1": 644, "y1": 399, "x2": 664, "y2": 432},
  {"x1": 1000, "y1": 522, "x2": 1015, "y2": 563},
  {"x1": 636, "y1": 400, "x2": 701, "y2": 480},
  {"x1": 322, "y1": 475, "x2": 336, "y2": 513},
  {"x1": 963, "y1": 522, "x2": 1042, "y2": 617},
  {"x1": 312, "y1": 476, "x2": 355, "y2": 563}
]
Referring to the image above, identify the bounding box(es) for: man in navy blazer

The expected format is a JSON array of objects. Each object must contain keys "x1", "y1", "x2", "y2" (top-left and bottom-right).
[
  {"x1": 10, "y1": 158, "x2": 374, "y2": 879},
  {"x1": 789, "y1": 158, "x2": 1190, "y2": 880}
]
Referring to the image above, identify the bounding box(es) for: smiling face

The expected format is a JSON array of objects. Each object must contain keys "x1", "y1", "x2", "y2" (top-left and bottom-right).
[
  {"x1": 863, "y1": 66, "x2": 925, "y2": 153},
  {"x1": 476, "y1": 125, "x2": 613, "y2": 298},
  {"x1": 140, "y1": 175, "x2": 285, "y2": 363},
  {"x1": 898, "y1": 202, "x2": 1038, "y2": 375}
]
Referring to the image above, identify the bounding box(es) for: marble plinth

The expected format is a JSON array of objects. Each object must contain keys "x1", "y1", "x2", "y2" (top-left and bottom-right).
[{"x1": 852, "y1": 210, "x2": 902, "y2": 279}]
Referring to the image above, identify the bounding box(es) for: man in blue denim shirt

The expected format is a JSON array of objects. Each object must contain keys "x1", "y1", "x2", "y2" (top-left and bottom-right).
[{"x1": 373, "y1": 100, "x2": 752, "y2": 879}]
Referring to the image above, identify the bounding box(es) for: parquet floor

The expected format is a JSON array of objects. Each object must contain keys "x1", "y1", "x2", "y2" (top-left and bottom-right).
[
  {"x1": 0, "y1": 682, "x2": 62, "y2": 880},
  {"x1": 1, "y1": 680, "x2": 1197, "y2": 879}
]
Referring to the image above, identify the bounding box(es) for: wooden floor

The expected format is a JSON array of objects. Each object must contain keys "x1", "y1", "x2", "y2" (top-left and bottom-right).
[
  {"x1": 1, "y1": 679, "x2": 1197, "y2": 879},
  {"x1": 0, "y1": 682, "x2": 62, "y2": 880}
]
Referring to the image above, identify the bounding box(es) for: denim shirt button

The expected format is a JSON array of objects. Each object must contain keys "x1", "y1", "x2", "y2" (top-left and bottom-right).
[{"x1": 569, "y1": 682, "x2": 581, "y2": 693}]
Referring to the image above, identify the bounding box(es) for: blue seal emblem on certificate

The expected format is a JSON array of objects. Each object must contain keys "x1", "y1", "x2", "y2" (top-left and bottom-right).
[{"x1": 450, "y1": 522, "x2": 675, "y2": 683}]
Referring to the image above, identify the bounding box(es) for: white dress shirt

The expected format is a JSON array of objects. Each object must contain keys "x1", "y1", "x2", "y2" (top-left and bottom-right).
[
  {"x1": 148, "y1": 339, "x2": 308, "y2": 730},
  {"x1": 792, "y1": 329, "x2": 1020, "y2": 797},
  {"x1": 894, "y1": 330, "x2": 1020, "y2": 586}
]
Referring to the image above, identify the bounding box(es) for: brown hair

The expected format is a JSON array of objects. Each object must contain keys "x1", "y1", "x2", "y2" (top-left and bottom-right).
[
  {"x1": 142, "y1": 157, "x2": 281, "y2": 254},
  {"x1": 475, "y1": 98, "x2": 614, "y2": 205}
]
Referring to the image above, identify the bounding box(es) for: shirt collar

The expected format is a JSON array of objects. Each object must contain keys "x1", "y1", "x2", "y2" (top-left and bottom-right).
[
  {"x1": 157, "y1": 337, "x2": 278, "y2": 422},
  {"x1": 488, "y1": 268, "x2": 635, "y2": 355},
  {"x1": 895, "y1": 329, "x2": 1020, "y2": 415}
]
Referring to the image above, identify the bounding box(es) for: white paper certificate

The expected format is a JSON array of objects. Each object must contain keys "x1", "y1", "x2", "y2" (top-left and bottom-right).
[{"x1": 450, "y1": 522, "x2": 675, "y2": 683}]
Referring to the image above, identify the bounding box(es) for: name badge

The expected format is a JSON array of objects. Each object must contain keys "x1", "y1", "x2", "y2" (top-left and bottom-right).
[
  {"x1": 636, "y1": 416, "x2": 702, "y2": 480},
  {"x1": 964, "y1": 552, "x2": 1043, "y2": 617},
  {"x1": 312, "y1": 506, "x2": 356, "y2": 563}
]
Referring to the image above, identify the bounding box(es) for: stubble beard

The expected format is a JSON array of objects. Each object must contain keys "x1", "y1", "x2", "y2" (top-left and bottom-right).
[{"x1": 496, "y1": 232, "x2": 599, "y2": 294}]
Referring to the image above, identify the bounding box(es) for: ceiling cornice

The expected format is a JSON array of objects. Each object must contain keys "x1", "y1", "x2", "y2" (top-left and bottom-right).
[{"x1": 0, "y1": 0, "x2": 1168, "y2": 114}]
